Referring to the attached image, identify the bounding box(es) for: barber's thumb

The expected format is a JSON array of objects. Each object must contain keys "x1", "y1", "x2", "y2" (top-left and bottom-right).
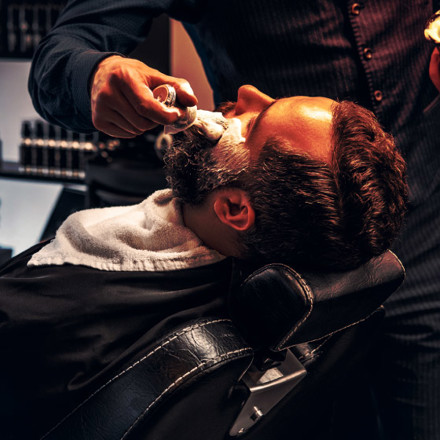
[{"x1": 173, "y1": 81, "x2": 198, "y2": 107}]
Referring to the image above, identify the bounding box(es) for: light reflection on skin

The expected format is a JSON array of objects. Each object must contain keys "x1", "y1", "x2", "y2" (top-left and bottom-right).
[{"x1": 218, "y1": 85, "x2": 337, "y2": 163}]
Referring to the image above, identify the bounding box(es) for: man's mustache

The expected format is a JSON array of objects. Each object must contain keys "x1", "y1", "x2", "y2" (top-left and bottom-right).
[{"x1": 215, "y1": 101, "x2": 236, "y2": 115}]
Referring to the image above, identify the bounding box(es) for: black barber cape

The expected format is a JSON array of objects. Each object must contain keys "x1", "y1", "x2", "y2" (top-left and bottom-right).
[{"x1": 0, "y1": 241, "x2": 234, "y2": 439}]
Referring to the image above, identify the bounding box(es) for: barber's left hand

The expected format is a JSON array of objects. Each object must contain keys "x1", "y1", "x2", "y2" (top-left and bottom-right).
[{"x1": 429, "y1": 47, "x2": 440, "y2": 92}]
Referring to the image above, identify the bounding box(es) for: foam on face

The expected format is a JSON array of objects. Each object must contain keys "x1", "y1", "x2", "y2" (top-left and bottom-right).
[
  {"x1": 425, "y1": 11, "x2": 440, "y2": 43},
  {"x1": 191, "y1": 109, "x2": 246, "y2": 145}
]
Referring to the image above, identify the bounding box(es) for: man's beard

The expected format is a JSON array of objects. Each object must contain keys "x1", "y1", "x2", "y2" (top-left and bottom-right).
[{"x1": 163, "y1": 120, "x2": 250, "y2": 205}]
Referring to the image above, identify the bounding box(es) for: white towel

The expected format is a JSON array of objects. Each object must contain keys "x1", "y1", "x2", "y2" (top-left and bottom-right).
[{"x1": 28, "y1": 189, "x2": 225, "y2": 272}]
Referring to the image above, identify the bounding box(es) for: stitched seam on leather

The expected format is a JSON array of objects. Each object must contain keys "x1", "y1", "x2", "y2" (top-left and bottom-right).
[
  {"x1": 120, "y1": 347, "x2": 252, "y2": 440},
  {"x1": 276, "y1": 266, "x2": 314, "y2": 351},
  {"x1": 293, "y1": 306, "x2": 384, "y2": 349},
  {"x1": 240, "y1": 262, "x2": 308, "y2": 289},
  {"x1": 239, "y1": 263, "x2": 279, "y2": 286},
  {"x1": 122, "y1": 318, "x2": 232, "y2": 374},
  {"x1": 41, "y1": 318, "x2": 232, "y2": 439},
  {"x1": 388, "y1": 250, "x2": 406, "y2": 279},
  {"x1": 239, "y1": 263, "x2": 314, "y2": 352}
]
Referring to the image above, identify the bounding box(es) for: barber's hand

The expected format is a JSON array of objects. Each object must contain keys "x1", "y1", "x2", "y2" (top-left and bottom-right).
[
  {"x1": 91, "y1": 55, "x2": 198, "y2": 138},
  {"x1": 429, "y1": 47, "x2": 440, "y2": 93}
]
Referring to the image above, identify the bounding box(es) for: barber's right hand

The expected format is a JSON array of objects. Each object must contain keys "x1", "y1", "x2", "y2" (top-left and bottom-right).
[{"x1": 91, "y1": 55, "x2": 198, "y2": 138}]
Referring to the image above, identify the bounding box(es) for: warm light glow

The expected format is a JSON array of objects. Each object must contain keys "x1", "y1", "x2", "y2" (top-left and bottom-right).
[
  {"x1": 300, "y1": 106, "x2": 333, "y2": 123},
  {"x1": 425, "y1": 11, "x2": 440, "y2": 43}
]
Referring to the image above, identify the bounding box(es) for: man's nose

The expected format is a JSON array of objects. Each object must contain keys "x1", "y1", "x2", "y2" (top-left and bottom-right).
[{"x1": 234, "y1": 85, "x2": 274, "y2": 115}]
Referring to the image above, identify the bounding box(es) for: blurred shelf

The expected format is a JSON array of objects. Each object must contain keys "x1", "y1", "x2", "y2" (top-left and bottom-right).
[{"x1": 0, "y1": 160, "x2": 85, "y2": 184}]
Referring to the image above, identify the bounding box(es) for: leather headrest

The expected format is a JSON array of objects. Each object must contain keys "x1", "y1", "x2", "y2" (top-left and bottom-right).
[{"x1": 228, "y1": 251, "x2": 405, "y2": 351}]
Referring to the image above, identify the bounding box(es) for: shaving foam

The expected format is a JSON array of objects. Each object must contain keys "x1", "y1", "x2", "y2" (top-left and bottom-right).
[
  {"x1": 425, "y1": 10, "x2": 440, "y2": 44},
  {"x1": 156, "y1": 109, "x2": 246, "y2": 159},
  {"x1": 191, "y1": 109, "x2": 246, "y2": 145},
  {"x1": 154, "y1": 84, "x2": 245, "y2": 145}
]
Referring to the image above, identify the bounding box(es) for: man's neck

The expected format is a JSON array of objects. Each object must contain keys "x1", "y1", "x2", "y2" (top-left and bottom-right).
[{"x1": 182, "y1": 202, "x2": 240, "y2": 257}]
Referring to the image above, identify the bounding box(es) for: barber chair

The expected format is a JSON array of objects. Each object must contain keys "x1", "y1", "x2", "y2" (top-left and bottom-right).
[{"x1": 41, "y1": 251, "x2": 404, "y2": 440}]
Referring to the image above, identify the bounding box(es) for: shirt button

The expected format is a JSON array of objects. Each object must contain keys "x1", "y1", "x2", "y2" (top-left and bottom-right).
[
  {"x1": 363, "y1": 47, "x2": 373, "y2": 60},
  {"x1": 374, "y1": 90, "x2": 383, "y2": 102},
  {"x1": 351, "y1": 3, "x2": 361, "y2": 15}
]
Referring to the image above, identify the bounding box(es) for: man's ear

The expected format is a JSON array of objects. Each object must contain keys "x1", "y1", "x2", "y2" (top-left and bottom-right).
[{"x1": 213, "y1": 189, "x2": 255, "y2": 231}]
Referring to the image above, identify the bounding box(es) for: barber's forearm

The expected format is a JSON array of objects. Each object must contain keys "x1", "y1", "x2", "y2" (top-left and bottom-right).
[
  {"x1": 28, "y1": 0, "x2": 161, "y2": 131},
  {"x1": 29, "y1": 35, "x2": 121, "y2": 132}
]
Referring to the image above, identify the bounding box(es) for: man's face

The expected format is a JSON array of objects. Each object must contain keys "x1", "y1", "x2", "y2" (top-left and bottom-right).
[
  {"x1": 221, "y1": 85, "x2": 336, "y2": 163},
  {"x1": 164, "y1": 85, "x2": 337, "y2": 204}
]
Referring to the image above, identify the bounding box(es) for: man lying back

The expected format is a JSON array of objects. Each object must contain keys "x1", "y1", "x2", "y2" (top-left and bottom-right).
[{"x1": 0, "y1": 85, "x2": 407, "y2": 439}]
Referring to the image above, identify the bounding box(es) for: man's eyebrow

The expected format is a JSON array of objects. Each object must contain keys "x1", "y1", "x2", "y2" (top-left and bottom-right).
[{"x1": 249, "y1": 100, "x2": 277, "y2": 135}]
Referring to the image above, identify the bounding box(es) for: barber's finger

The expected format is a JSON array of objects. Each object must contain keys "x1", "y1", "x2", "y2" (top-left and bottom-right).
[
  {"x1": 94, "y1": 119, "x2": 138, "y2": 138},
  {"x1": 106, "y1": 109, "x2": 153, "y2": 136},
  {"x1": 93, "y1": 108, "x2": 139, "y2": 136},
  {"x1": 112, "y1": 90, "x2": 162, "y2": 132},
  {"x1": 149, "y1": 74, "x2": 198, "y2": 107},
  {"x1": 119, "y1": 80, "x2": 186, "y2": 126},
  {"x1": 114, "y1": 108, "x2": 158, "y2": 132},
  {"x1": 105, "y1": 122, "x2": 141, "y2": 139},
  {"x1": 94, "y1": 111, "x2": 146, "y2": 138},
  {"x1": 92, "y1": 87, "x2": 157, "y2": 134}
]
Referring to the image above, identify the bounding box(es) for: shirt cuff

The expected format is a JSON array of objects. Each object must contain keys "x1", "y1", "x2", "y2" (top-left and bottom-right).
[{"x1": 70, "y1": 50, "x2": 124, "y2": 130}]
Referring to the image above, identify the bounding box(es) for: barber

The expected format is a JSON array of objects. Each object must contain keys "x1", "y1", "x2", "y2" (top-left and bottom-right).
[{"x1": 29, "y1": 2, "x2": 440, "y2": 440}]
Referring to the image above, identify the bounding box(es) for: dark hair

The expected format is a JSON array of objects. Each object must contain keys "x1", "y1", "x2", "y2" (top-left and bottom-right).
[
  {"x1": 164, "y1": 126, "x2": 246, "y2": 205},
  {"x1": 240, "y1": 101, "x2": 407, "y2": 271}
]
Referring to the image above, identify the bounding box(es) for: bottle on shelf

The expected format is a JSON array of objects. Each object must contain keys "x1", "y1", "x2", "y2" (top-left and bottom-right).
[
  {"x1": 19, "y1": 120, "x2": 32, "y2": 173},
  {"x1": 33, "y1": 120, "x2": 45, "y2": 174}
]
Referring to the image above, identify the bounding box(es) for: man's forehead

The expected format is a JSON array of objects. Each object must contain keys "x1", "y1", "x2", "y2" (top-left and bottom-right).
[
  {"x1": 247, "y1": 96, "x2": 335, "y2": 162},
  {"x1": 276, "y1": 96, "x2": 335, "y2": 117},
  {"x1": 248, "y1": 96, "x2": 335, "y2": 136}
]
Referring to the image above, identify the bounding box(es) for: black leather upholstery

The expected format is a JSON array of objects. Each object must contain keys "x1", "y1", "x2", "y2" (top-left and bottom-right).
[
  {"x1": 244, "y1": 309, "x2": 386, "y2": 440},
  {"x1": 229, "y1": 251, "x2": 404, "y2": 350},
  {"x1": 42, "y1": 319, "x2": 253, "y2": 440},
  {"x1": 41, "y1": 250, "x2": 405, "y2": 440}
]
